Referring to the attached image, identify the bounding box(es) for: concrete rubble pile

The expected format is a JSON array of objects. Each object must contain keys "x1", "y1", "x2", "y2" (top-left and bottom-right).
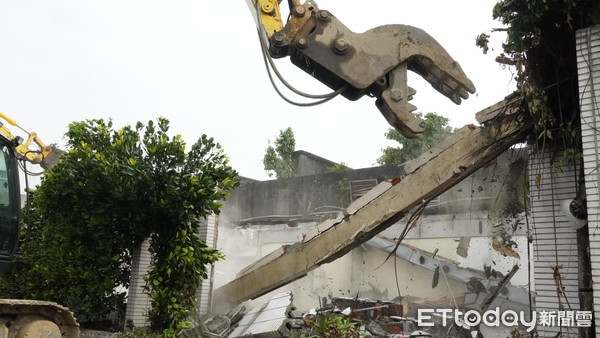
[{"x1": 187, "y1": 291, "x2": 442, "y2": 337}]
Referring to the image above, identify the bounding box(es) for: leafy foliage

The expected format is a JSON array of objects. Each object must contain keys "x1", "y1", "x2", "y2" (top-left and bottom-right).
[
  {"x1": 119, "y1": 327, "x2": 162, "y2": 338},
  {"x1": 377, "y1": 113, "x2": 453, "y2": 165},
  {"x1": 136, "y1": 119, "x2": 237, "y2": 333},
  {"x1": 328, "y1": 163, "x2": 352, "y2": 207},
  {"x1": 491, "y1": 0, "x2": 596, "y2": 54},
  {"x1": 475, "y1": 33, "x2": 491, "y2": 54},
  {"x1": 0, "y1": 118, "x2": 238, "y2": 334},
  {"x1": 305, "y1": 313, "x2": 361, "y2": 338},
  {"x1": 328, "y1": 162, "x2": 351, "y2": 172},
  {"x1": 263, "y1": 127, "x2": 296, "y2": 179},
  {"x1": 480, "y1": 0, "x2": 600, "y2": 163}
]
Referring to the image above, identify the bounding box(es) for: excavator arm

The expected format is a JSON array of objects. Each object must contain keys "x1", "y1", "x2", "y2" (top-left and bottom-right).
[
  {"x1": 0, "y1": 112, "x2": 63, "y2": 170},
  {"x1": 248, "y1": 0, "x2": 476, "y2": 137}
]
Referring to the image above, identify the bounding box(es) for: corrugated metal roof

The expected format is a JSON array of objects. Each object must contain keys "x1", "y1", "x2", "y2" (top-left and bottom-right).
[{"x1": 228, "y1": 291, "x2": 292, "y2": 338}]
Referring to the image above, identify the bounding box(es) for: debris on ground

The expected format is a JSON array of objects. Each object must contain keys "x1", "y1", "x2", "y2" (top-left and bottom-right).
[
  {"x1": 188, "y1": 290, "x2": 531, "y2": 337},
  {"x1": 217, "y1": 292, "x2": 434, "y2": 337},
  {"x1": 228, "y1": 291, "x2": 294, "y2": 337}
]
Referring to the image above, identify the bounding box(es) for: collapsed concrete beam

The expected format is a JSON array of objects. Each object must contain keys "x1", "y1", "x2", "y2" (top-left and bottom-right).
[
  {"x1": 214, "y1": 95, "x2": 530, "y2": 309},
  {"x1": 366, "y1": 236, "x2": 532, "y2": 313}
]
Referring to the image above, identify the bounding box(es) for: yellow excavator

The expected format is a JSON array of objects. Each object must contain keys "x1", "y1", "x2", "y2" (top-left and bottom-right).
[
  {"x1": 0, "y1": 112, "x2": 78, "y2": 337},
  {"x1": 0, "y1": 1, "x2": 475, "y2": 336}
]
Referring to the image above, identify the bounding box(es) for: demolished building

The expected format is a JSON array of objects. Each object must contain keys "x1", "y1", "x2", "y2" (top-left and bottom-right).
[
  {"x1": 212, "y1": 134, "x2": 534, "y2": 337},
  {"x1": 122, "y1": 23, "x2": 600, "y2": 338}
]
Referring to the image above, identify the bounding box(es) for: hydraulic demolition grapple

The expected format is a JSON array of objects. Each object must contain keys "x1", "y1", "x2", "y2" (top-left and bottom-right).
[{"x1": 249, "y1": 0, "x2": 476, "y2": 138}]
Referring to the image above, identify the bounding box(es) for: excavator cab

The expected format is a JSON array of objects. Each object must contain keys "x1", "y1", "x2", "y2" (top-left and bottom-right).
[{"x1": 0, "y1": 135, "x2": 21, "y2": 274}]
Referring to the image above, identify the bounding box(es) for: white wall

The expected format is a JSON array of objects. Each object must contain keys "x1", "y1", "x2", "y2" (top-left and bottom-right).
[
  {"x1": 212, "y1": 221, "x2": 529, "y2": 313},
  {"x1": 577, "y1": 24, "x2": 600, "y2": 331},
  {"x1": 529, "y1": 151, "x2": 581, "y2": 337},
  {"x1": 125, "y1": 215, "x2": 219, "y2": 328}
]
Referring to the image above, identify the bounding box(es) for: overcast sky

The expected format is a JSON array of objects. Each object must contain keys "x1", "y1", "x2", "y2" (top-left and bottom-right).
[{"x1": 0, "y1": 1, "x2": 514, "y2": 182}]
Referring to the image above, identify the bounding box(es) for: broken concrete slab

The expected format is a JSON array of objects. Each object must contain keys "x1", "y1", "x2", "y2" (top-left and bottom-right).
[
  {"x1": 475, "y1": 92, "x2": 520, "y2": 124},
  {"x1": 213, "y1": 97, "x2": 531, "y2": 310},
  {"x1": 456, "y1": 237, "x2": 471, "y2": 258},
  {"x1": 228, "y1": 291, "x2": 294, "y2": 338},
  {"x1": 203, "y1": 315, "x2": 231, "y2": 336},
  {"x1": 366, "y1": 236, "x2": 531, "y2": 315}
]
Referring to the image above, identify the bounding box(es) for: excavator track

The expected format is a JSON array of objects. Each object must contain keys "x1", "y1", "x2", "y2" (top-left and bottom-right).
[{"x1": 0, "y1": 299, "x2": 79, "y2": 337}]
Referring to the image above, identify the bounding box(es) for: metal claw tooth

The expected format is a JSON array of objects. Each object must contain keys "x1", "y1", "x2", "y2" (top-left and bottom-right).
[
  {"x1": 444, "y1": 92, "x2": 459, "y2": 105},
  {"x1": 407, "y1": 47, "x2": 475, "y2": 104},
  {"x1": 413, "y1": 63, "x2": 470, "y2": 105},
  {"x1": 376, "y1": 64, "x2": 424, "y2": 137},
  {"x1": 406, "y1": 86, "x2": 417, "y2": 101},
  {"x1": 443, "y1": 81, "x2": 472, "y2": 104},
  {"x1": 451, "y1": 93, "x2": 461, "y2": 105},
  {"x1": 407, "y1": 102, "x2": 417, "y2": 112}
]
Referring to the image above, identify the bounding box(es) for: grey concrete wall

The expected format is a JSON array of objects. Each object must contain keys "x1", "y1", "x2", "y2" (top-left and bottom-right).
[
  {"x1": 212, "y1": 220, "x2": 472, "y2": 310},
  {"x1": 213, "y1": 149, "x2": 530, "y2": 338},
  {"x1": 222, "y1": 150, "x2": 527, "y2": 234},
  {"x1": 213, "y1": 223, "x2": 530, "y2": 338},
  {"x1": 222, "y1": 163, "x2": 405, "y2": 224},
  {"x1": 292, "y1": 150, "x2": 337, "y2": 177}
]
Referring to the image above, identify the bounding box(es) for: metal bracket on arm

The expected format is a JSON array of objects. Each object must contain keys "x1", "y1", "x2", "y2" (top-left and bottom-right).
[{"x1": 246, "y1": 0, "x2": 285, "y2": 38}]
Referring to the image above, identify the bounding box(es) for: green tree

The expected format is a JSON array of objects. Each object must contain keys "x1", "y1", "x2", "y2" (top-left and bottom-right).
[
  {"x1": 477, "y1": 0, "x2": 599, "y2": 161},
  {"x1": 263, "y1": 127, "x2": 296, "y2": 178},
  {"x1": 328, "y1": 162, "x2": 352, "y2": 207},
  {"x1": 377, "y1": 112, "x2": 453, "y2": 165},
  {"x1": 328, "y1": 162, "x2": 351, "y2": 172},
  {"x1": 0, "y1": 118, "x2": 238, "y2": 335},
  {"x1": 307, "y1": 313, "x2": 361, "y2": 338}
]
